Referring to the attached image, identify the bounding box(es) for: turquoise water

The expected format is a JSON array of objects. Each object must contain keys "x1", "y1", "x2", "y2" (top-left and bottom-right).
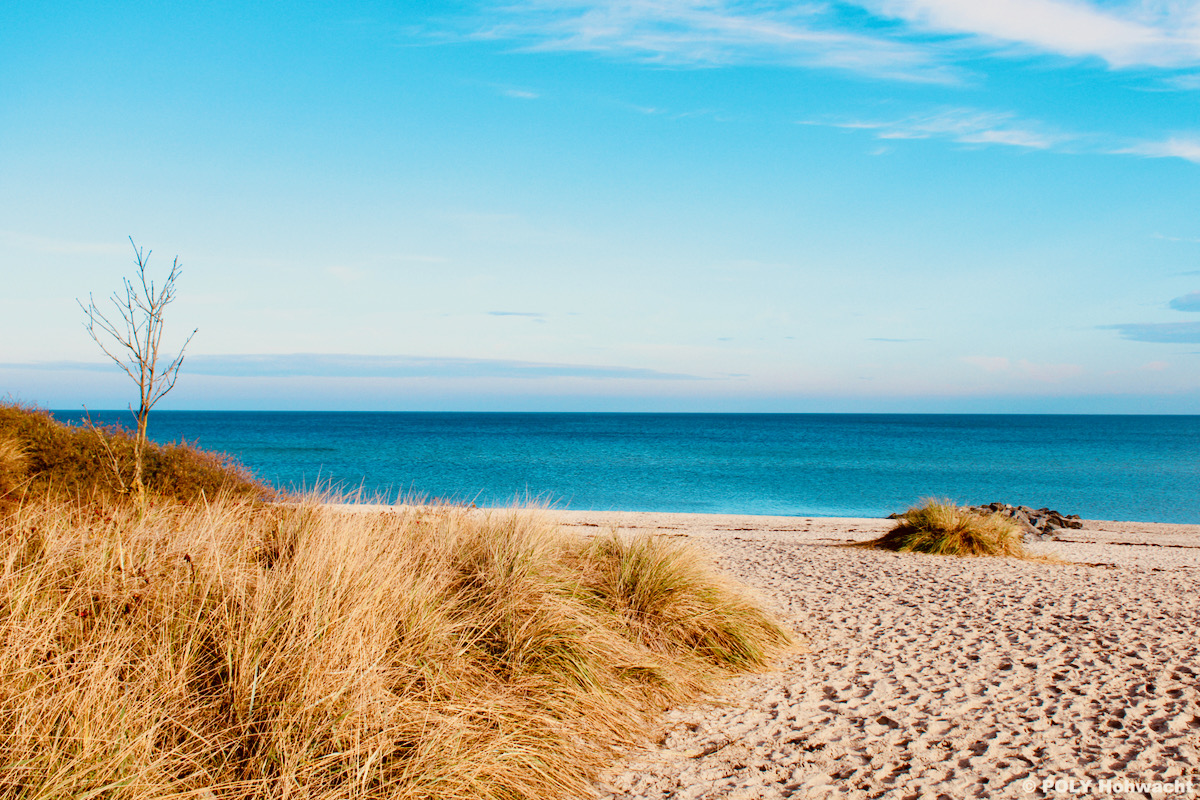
[{"x1": 54, "y1": 412, "x2": 1200, "y2": 522}]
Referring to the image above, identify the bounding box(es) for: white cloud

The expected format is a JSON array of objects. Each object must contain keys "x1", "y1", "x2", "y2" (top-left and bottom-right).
[
  {"x1": 1163, "y1": 72, "x2": 1200, "y2": 89},
  {"x1": 810, "y1": 108, "x2": 1200, "y2": 164},
  {"x1": 1119, "y1": 136, "x2": 1200, "y2": 163},
  {"x1": 468, "y1": 0, "x2": 1200, "y2": 80},
  {"x1": 810, "y1": 107, "x2": 1070, "y2": 150},
  {"x1": 958, "y1": 127, "x2": 1060, "y2": 148},
  {"x1": 477, "y1": 0, "x2": 957, "y2": 82},
  {"x1": 866, "y1": 0, "x2": 1200, "y2": 68},
  {"x1": 501, "y1": 87, "x2": 540, "y2": 99},
  {"x1": 1152, "y1": 232, "x2": 1200, "y2": 243}
]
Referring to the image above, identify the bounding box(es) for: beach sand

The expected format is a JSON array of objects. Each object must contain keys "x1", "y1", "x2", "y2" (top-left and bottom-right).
[
  {"x1": 335, "y1": 505, "x2": 1200, "y2": 798},
  {"x1": 542, "y1": 510, "x2": 1200, "y2": 799}
]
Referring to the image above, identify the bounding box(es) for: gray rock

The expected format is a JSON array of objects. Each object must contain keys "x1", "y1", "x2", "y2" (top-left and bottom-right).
[
  {"x1": 965, "y1": 502, "x2": 1083, "y2": 542},
  {"x1": 884, "y1": 502, "x2": 1082, "y2": 543}
]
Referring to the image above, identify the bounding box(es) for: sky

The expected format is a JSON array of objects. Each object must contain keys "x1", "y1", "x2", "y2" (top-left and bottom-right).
[{"x1": 1, "y1": 0, "x2": 1198, "y2": 413}]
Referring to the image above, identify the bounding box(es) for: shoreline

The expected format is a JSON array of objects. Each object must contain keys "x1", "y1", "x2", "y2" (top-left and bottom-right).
[
  {"x1": 326, "y1": 503, "x2": 1200, "y2": 541},
  {"x1": 326, "y1": 502, "x2": 1200, "y2": 798}
]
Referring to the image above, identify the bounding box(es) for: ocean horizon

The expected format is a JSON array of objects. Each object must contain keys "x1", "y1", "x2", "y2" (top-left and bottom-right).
[{"x1": 53, "y1": 410, "x2": 1200, "y2": 524}]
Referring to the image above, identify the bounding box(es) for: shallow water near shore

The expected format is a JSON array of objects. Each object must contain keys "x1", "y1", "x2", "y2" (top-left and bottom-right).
[{"x1": 55, "y1": 411, "x2": 1200, "y2": 523}]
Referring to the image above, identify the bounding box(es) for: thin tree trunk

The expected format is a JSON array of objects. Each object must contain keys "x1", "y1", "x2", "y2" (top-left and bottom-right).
[{"x1": 78, "y1": 237, "x2": 196, "y2": 510}]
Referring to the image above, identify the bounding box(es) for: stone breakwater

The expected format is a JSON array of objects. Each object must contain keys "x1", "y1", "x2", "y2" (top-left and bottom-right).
[{"x1": 968, "y1": 503, "x2": 1084, "y2": 541}]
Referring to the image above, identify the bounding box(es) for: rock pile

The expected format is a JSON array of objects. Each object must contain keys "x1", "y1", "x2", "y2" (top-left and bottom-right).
[
  {"x1": 967, "y1": 502, "x2": 1083, "y2": 541},
  {"x1": 885, "y1": 503, "x2": 1083, "y2": 541}
]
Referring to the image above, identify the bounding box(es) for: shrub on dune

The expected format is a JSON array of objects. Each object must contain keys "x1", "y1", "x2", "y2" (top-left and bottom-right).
[
  {"x1": 0, "y1": 403, "x2": 272, "y2": 509},
  {"x1": 861, "y1": 499, "x2": 1032, "y2": 558}
]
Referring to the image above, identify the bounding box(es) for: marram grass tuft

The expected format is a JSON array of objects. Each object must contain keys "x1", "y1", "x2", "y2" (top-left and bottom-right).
[
  {"x1": 859, "y1": 499, "x2": 1035, "y2": 558},
  {"x1": 0, "y1": 493, "x2": 791, "y2": 800}
]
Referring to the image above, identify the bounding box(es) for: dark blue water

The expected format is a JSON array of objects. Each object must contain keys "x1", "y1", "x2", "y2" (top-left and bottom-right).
[{"x1": 52, "y1": 412, "x2": 1200, "y2": 522}]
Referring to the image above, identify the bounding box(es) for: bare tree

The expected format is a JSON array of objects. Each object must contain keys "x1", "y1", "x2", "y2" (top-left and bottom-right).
[{"x1": 79, "y1": 237, "x2": 197, "y2": 505}]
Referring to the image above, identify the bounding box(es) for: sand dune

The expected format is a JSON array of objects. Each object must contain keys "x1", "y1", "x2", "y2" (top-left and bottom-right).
[{"x1": 534, "y1": 511, "x2": 1200, "y2": 799}]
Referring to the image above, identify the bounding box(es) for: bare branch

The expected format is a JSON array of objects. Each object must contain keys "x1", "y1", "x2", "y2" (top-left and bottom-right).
[
  {"x1": 78, "y1": 297, "x2": 140, "y2": 382},
  {"x1": 148, "y1": 327, "x2": 198, "y2": 407},
  {"x1": 77, "y1": 237, "x2": 197, "y2": 507}
]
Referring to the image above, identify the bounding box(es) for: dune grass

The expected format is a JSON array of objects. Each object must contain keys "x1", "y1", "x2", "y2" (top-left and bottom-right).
[
  {"x1": 858, "y1": 499, "x2": 1034, "y2": 558},
  {"x1": 0, "y1": 436, "x2": 26, "y2": 499},
  {"x1": 0, "y1": 403, "x2": 272, "y2": 511},
  {"x1": 0, "y1": 490, "x2": 791, "y2": 799},
  {"x1": 0, "y1": 402, "x2": 791, "y2": 797}
]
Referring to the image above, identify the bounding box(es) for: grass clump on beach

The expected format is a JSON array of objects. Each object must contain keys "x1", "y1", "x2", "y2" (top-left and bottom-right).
[
  {"x1": 0, "y1": 403, "x2": 272, "y2": 510},
  {"x1": 0, "y1": 491, "x2": 791, "y2": 800},
  {"x1": 861, "y1": 499, "x2": 1033, "y2": 558}
]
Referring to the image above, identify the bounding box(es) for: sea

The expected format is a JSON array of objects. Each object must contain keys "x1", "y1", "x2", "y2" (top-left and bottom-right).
[{"x1": 51, "y1": 411, "x2": 1200, "y2": 523}]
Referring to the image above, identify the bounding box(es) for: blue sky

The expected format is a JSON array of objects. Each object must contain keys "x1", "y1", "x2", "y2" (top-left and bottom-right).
[{"x1": 2, "y1": 0, "x2": 1198, "y2": 412}]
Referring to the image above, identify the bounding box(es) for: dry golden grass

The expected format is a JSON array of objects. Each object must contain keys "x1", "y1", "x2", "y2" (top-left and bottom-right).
[
  {"x1": 0, "y1": 403, "x2": 272, "y2": 510},
  {"x1": 858, "y1": 499, "x2": 1035, "y2": 558},
  {"x1": 0, "y1": 493, "x2": 790, "y2": 799},
  {"x1": 0, "y1": 436, "x2": 27, "y2": 498}
]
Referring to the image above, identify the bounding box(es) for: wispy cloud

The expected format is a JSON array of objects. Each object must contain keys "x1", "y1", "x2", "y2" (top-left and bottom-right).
[
  {"x1": 500, "y1": 87, "x2": 540, "y2": 99},
  {"x1": 809, "y1": 108, "x2": 1200, "y2": 164},
  {"x1": 865, "y1": 0, "x2": 1200, "y2": 69},
  {"x1": 807, "y1": 107, "x2": 1070, "y2": 150},
  {"x1": 1103, "y1": 290, "x2": 1200, "y2": 342},
  {"x1": 473, "y1": 0, "x2": 956, "y2": 82},
  {"x1": 0, "y1": 354, "x2": 700, "y2": 381},
  {"x1": 462, "y1": 0, "x2": 1200, "y2": 82},
  {"x1": 618, "y1": 101, "x2": 730, "y2": 121},
  {"x1": 1103, "y1": 322, "x2": 1200, "y2": 343},
  {"x1": 1153, "y1": 232, "x2": 1200, "y2": 244},
  {"x1": 1162, "y1": 72, "x2": 1200, "y2": 90},
  {"x1": 1119, "y1": 136, "x2": 1200, "y2": 164},
  {"x1": 1169, "y1": 291, "x2": 1200, "y2": 312}
]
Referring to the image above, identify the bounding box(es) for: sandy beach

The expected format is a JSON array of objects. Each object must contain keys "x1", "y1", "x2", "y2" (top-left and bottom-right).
[
  {"x1": 536, "y1": 510, "x2": 1200, "y2": 799},
  {"x1": 333, "y1": 505, "x2": 1200, "y2": 798}
]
